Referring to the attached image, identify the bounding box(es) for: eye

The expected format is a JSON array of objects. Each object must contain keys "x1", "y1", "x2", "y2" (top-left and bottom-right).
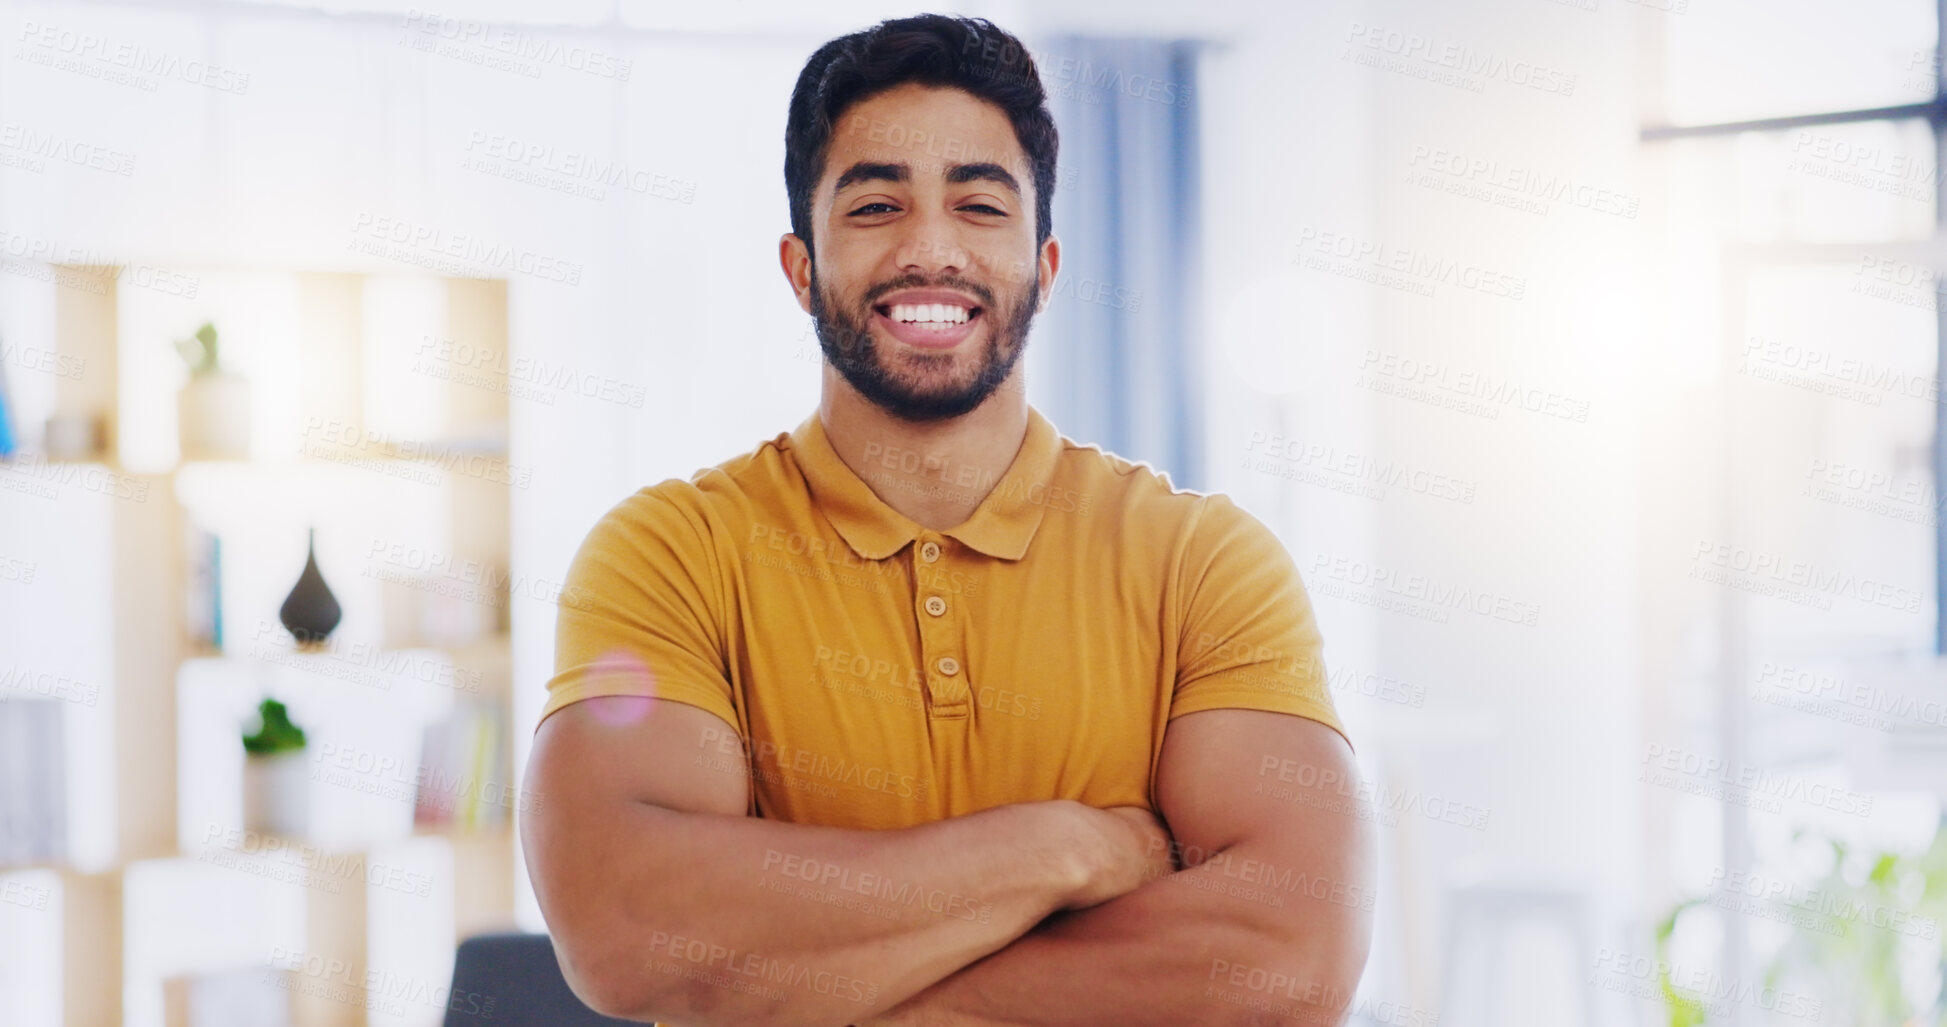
[
  {"x1": 848, "y1": 202, "x2": 900, "y2": 216},
  {"x1": 960, "y1": 204, "x2": 1007, "y2": 216}
]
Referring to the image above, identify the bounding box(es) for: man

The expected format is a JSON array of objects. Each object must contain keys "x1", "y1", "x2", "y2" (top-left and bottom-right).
[{"x1": 522, "y1": 14, "x2": 1372, "y2": 1026}]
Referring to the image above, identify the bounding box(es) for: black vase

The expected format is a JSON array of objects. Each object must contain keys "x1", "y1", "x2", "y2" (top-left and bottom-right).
[{"x1": 279, "y1": 527, "x2": 342, "y2": 646}]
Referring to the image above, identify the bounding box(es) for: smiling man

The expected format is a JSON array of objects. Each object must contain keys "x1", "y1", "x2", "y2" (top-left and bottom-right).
[{"x1": 521, "y1": 14, "x2": 1373, "y2": 1027}]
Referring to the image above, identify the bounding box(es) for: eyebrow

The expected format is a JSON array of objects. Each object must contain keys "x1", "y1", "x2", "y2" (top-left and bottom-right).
[
  {"x1": 946, "y1": 162, "x2": 1021, "y2": 196},
  {"x1": 832, "y1": 160, "x2": 1022, "y2": 198}
]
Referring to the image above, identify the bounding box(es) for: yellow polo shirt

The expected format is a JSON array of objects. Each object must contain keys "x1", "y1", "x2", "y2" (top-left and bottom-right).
[{"x1": 541, "y1": 405, "x2": 1346, "y2": 828}]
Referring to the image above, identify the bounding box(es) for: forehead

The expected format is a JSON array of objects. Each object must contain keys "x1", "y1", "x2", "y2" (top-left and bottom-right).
[{"x1": 825, "y1": 83, "x2": 1031, "y2": 188}]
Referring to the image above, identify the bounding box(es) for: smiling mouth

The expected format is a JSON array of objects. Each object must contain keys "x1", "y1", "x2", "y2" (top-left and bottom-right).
[{"x1": 873, "y1": 301, "x2": 983, "y2": 326}]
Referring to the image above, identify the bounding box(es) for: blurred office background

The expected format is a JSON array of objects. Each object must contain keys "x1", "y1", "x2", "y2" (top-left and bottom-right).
[{"x1": 0, "y1": 0, "x2": 1944, "y2": 1024}]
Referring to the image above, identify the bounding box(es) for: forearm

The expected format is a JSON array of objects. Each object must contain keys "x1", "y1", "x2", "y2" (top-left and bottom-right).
[
  {"x1": 874, "y1": 839, "x2": 1369, "y2": 1027},
  {"x1": 532, "y1": 796, "x2": 1092, "y2": 1027}
]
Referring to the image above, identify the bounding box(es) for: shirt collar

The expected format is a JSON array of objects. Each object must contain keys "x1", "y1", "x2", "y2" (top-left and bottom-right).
[{"x1": 788, "y1": 405, "x2": 1063, "y2": 562}]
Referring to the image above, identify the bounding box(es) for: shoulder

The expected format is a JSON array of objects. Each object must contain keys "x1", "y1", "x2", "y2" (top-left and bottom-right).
[
  {"x1": 575, "y1": 429, "x2": 807, "y2": 568},
  {"x1": 599, "y1": 428, "x2": 804, "y2": 535},
  {"x1": 1051, "y1": 435, "x2": 1272, "y2": 549}
]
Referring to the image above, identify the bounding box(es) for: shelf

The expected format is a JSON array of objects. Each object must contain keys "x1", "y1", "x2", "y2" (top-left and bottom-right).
[
  {"x1": 1, "y1": 826, "x2": 511, "y2": 881},
  {"x1": 0, "y1": 265, "x2": 521, "y2": 1027}
]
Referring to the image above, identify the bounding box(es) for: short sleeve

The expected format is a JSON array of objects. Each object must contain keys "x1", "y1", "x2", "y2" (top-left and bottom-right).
[
  {"x1": 538, "y1": 484, "x2": 742, "y2": 734},
  {"x1": 1171, "y1": 494, "x2": 1350, "y2": 751}
]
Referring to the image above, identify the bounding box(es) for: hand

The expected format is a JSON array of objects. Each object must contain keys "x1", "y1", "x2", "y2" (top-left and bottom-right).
[
  {"x1": 1060, "y1": 803, "x2": 1176, "y2": 910},
  {"x1": 1103, "y1": 805, "x2": 1178, "y2": 885}
]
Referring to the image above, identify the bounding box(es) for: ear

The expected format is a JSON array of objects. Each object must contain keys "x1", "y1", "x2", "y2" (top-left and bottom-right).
[
  {"x1": 1035, "y1": 234, "x2": 1061, "y2": 313},
  {"x1": 780, "y1": 233, "x2": 814, "y2": 315}
]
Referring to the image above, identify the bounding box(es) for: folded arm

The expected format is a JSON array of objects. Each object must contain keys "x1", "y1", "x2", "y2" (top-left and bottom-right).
[
  {"x1": 863, "y1": 710, "x2": 1375, "y2": 1027},
  {"x1": 521, "y1": 696, "x2": 1169, "y2": 1027}
]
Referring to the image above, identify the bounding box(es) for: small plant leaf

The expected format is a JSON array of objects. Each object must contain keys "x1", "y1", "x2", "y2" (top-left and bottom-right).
[{"x1": 242, "y1": 697, "x2": 306, "y2": 755}]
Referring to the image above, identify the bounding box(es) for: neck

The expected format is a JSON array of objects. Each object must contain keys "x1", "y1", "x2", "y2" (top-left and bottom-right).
[{"x1": 819, "y1": 368, "x2": 1030, "y2": 532}]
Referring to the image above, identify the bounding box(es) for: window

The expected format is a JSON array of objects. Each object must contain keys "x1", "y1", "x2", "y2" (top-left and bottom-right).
[{"x1": 1642, "y1": 2, "x2": 1946, "y2": 1018}]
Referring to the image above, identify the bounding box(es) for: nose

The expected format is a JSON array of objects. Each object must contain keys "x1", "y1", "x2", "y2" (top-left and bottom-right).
[{"x1": 893, "y1": 210, "x2": 970, "y2": 278}]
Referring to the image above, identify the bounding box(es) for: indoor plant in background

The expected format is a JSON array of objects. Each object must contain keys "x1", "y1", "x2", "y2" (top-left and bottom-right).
[
  {"x1": 240, "y1": 697, "x2": 309, "y2": 837},
  {"x1": 175, "y1": 321, "x2": 251, "y2": 459},
  {"x1": 1656, "y1": 824, "x2": 1947, "y2": 1026},
  {"x1": 1758, "y1": 829, "x2": 1947, "y2": 1025}
]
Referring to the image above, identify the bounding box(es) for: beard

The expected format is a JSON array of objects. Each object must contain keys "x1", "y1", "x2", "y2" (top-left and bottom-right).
[{"x1": 809, "y1": 263, "x2": 1039, "y2": 423}]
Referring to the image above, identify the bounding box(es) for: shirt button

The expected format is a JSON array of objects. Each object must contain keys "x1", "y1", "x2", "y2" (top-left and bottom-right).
[
  {"x1": 919, "y1": 541, "x2": 942, "y2": 563},
  {"x1": 936, "y1": 656, "x2": 960, "y2": 676},
  {"x1": 924, "y1": 595, "x2": 947, "y2": 617}
]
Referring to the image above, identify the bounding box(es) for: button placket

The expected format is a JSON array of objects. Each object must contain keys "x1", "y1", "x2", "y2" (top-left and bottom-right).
[{"x1": 914, "y1": 534, "x2": 968, "y2": 715}]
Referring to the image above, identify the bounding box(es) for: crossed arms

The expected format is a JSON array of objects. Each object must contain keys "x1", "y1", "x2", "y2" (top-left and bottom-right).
[{"x1": 522, "y1": 698, "x2": 1373, "y2": 1027}]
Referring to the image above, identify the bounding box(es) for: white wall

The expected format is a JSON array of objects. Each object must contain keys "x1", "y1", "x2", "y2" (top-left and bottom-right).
[{"x1": 1196, "y1": 2, "x2": 1650, "y2": 1022}]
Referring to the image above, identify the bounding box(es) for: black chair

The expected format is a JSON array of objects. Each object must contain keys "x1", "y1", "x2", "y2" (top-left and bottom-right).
[{"x1": 442, "y1": 932, "x2": 641, "y2": 1026}]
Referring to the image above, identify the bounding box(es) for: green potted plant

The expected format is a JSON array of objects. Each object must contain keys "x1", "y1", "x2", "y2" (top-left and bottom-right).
[
  {"x1": 1655, "y1": 824, "x2": 1947, "y2": 1026},
  {"x1": 175, "y1": 321, "x2": 251, "y2": 459},
  {"x1": 241, "y1": 697, "x2": 309, "y2": 836}
]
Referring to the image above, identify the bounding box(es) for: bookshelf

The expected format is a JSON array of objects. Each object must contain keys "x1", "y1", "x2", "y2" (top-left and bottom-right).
[{"x1": 0, "y1": 265, "x2": 523, "y2": 1027}]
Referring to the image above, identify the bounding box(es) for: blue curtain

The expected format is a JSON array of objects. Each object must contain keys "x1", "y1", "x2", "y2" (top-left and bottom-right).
[{"x1": 1032, "y1": 37, "x2": 1205, "y2": 491}]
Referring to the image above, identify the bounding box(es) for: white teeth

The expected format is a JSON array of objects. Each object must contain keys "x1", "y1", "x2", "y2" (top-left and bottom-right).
[{"x1": 888, "y1": 302, "x2": 970, "y2": 324}]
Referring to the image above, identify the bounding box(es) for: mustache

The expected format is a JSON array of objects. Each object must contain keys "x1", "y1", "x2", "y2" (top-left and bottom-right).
[{"x1": 859, "y1": 273, "x2": 997, "y2": 310}]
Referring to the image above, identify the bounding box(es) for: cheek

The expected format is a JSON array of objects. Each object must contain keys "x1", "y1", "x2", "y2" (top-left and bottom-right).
[{"x1": 976, "y1": 248, "x2": 1039, "y2": 294}]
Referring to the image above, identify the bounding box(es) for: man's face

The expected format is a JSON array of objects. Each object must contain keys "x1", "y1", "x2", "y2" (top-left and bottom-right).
[{"x1": 788, "y1": 83, "x2": 1056, "y2": 422}]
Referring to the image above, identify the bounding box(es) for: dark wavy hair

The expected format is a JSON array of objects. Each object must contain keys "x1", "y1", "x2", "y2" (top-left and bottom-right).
[{"x1": 784, "y1": 14, "x2": 1058, "y2": 261}]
